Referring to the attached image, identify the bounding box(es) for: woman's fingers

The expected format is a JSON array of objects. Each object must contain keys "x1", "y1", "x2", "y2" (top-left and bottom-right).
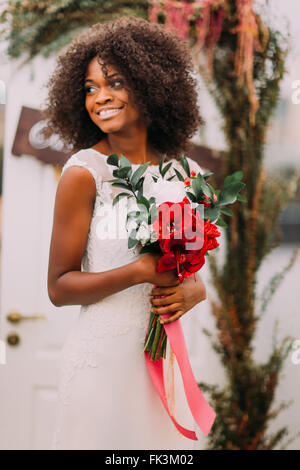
[
  {"x1": 148, "y1": 285, "x2": 179, "y2": 297},
  {"x1": 150, "y1": 292, "x2": 178, "y2": 306},
  {"x1": 160, "y1": 311, "x2": 184, "y2": 324},
  {"x1": 151, "y1": 303, "x2": 182, "y2": 315}
]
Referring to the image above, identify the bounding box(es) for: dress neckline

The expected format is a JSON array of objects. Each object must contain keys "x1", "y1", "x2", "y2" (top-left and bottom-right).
[{"x1": 88, "y1": 147, "x2": 168, "y2": 167}]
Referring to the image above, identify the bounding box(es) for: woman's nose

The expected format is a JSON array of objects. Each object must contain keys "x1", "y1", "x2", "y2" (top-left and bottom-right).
[{"x1": 95, "y1": 86, "x2": 113, "y2": 103}]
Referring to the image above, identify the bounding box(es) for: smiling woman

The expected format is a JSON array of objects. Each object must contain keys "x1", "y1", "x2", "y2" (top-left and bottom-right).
[
  {"x1": 41, "y1": 16, "x2": 203, "y2": 160},
  {"x1": 44, "y1": 15, "x2": 207, "y2": 450}
]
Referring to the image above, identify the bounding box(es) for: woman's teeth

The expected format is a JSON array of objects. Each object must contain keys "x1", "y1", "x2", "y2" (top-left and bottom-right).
[{"x1": 97, "y1": 107, "x2": 123, "y2": 118}]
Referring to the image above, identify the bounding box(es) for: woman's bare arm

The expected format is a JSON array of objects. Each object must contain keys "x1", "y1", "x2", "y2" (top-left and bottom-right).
[{"x1": 47, "y1": 166, "x2": 179, "y2": 307}]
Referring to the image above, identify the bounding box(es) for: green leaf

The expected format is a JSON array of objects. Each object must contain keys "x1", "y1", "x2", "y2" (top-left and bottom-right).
[
  {"x1": 149, "y1": 205, "x2": 158, "y2": 223},
  {"x1": 159, "y1": 155, "x2": 166, "y2": 175},
  {"x1": 113, "y1": 166, "x2": 131, "y2": 179},
  {"x1": 180, "y1": 154, "x2": 190, "y2": 177},
  {"x1": 111, "y1": 182, "x2": 131, "y2": 190},
  {"x1": 119, "y1": 155, "x2": 132, "y2": 169},
  {"x1": 219, "y1": 181, "x2": 246, "y2": 206},
  {"x1": 186, "y1": 191, "x2": 197, "y2": 202},
  {"x1": 202, "y1": 171, "x2": 214, "y2": 180},
  {"x1": 137, "y1": 185, "x2": 143, "y2": 199},
  {"x1": 161, "y1": 162, "x2": 172, "y2": 177},
  {"x1": 174, "y1": 168, "x2": 185, "y2": 182},
  {"x1": 128, "y1": 229, "x2": 139, "y2": 249},
  {"x1": 107, "y1": 153, "x2": 119, "y2": 167},
  {"x1": 128, "y1": 236, "x2": 139, "y2": 249},
  {"x1": 220, "y1": 207, "x2": 234, "y2": 217},
  {"x1": 167, "y1": 174, "x2": 176, "y2": 181},
  {"x1": 203, "y1": 205, "x2": 221, "y2": 223},
  {"x1": 215, "y1": 217, "x2": 227, "y2": 228},
  {"x1": 192, "y1": 176, "x2": 203, "y2": 199},
  {"x1": 112, "y1": 192, "x2": 130, "y2": 206},
  {"x1": 131, "y1": 162, "x2": 150, "y2": 188},
  {"x1": 135, "y1": 176, "x2": 145, "y2": 190},
  {"x1": 237, "y1": 193, "x2": 247, "y2": 202},
  {"x1": 224, "y1": 171, "x2": 244, "y2": 187},
  {"x1": 139, "y1": 241, "x2": 161, "y2": 254},
  {"x1": 137, "y1": 196, "x2": 150, "y2": 211}
]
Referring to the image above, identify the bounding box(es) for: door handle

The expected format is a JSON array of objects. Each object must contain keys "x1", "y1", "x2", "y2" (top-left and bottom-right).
[{"x1": 6, "y1": 310, "x2": 47, "y2": 324}]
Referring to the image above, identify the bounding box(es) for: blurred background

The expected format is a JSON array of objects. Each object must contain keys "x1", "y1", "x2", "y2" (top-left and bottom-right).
[{"x1": 0, "y1": 0, "x2": 299, "y2": 450}]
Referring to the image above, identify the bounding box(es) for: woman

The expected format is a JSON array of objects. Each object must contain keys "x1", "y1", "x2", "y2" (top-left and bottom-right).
[{"x1": 44, "y1": 16, "x2": 207, "y2": 450}]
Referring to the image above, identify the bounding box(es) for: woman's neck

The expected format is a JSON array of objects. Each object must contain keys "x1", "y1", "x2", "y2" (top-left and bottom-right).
[{"x1": 92, "y1": 137, "x2": 162, "y2": 165}]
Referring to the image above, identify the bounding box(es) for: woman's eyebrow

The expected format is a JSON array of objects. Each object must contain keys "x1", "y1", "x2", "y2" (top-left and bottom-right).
[{"x1": 84, "y1": 73, "x2": 121, "y2": 83}]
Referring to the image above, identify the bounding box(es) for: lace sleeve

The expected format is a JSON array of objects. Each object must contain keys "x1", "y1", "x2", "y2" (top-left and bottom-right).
[{"x1": 61, "y1": 154, "x2": 102, "y2": 195}]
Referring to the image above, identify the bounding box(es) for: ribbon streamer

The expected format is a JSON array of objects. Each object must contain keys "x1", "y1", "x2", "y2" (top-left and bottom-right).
[{"x1": 144, "y1": 313, "x2": 216, "y2": 439}]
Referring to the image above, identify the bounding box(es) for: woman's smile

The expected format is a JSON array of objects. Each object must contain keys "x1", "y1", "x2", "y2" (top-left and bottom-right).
[{"x1": 96, "y1": 105, "x2": 125, "y2": 120}]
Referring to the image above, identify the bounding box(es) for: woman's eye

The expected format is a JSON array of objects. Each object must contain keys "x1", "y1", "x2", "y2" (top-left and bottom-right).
[
  {"x1": 85, "y1": 86, "x2": 95, "y2": 93},
  {"x1": 84, "y1": 80, "x2": 123, "y2": 94},
  {"x1": 110, "y1": 79, "x2": 123, "y2": 88}
]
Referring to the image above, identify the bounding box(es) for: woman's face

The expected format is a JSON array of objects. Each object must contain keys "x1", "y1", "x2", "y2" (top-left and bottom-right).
[{"x1": 84, "y1": 56, "x2": 141, "y2": 134}]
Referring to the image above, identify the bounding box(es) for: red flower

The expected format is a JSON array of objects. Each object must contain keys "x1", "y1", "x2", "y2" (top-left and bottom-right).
[
  {"x1": 191, "y1": 171, "x2": 197, "y2": 177},
  {"x1": 152, "y1": 197, "x2": 221, "y2": 281},
  {"x1": 184, "y1": 177, "x2": 191, "y2": 186},
  {"x1": 202, "y1": 194, "x2": 211, "y2": 208}
]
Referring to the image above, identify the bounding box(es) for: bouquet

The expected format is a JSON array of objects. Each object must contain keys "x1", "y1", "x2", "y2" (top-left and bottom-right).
[{"x1": 106, "y1": 153, "x2": 246, "y2": 362}]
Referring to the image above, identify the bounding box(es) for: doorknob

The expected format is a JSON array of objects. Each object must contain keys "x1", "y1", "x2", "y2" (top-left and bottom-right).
[
  {"x1": 7, "y1": 332, "x2": 20, "y2": 346},
  {"x1": 6, "y1": 310, "x2": 46, "y2": 324}
]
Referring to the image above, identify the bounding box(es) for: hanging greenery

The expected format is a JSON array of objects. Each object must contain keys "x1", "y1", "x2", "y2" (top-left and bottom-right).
[
  {"x1": 0, "y1": 0, "x2": 149, "y2": 64},
  {"x1": 150, "y1": 0, "x2": 300, "y2": 450}
]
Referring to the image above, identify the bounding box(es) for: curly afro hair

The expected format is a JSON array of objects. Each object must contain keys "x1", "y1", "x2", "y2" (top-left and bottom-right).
[{"x1": 41, "y1": 15, "x2": 204, "y2": 160}]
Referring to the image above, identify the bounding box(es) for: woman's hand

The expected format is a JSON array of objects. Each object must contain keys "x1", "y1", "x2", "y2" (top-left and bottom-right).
[
  {"x1": 135, "y1": 252, "x2": 180, "y2": 287},
  {"x1": 148, "y1": 273, "x2": 206, "y2": 324}
]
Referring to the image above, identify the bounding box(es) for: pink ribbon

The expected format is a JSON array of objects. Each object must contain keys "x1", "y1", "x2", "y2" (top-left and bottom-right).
[{"x1": 144, "y1": 313, "x2": 216, "y2": 439}]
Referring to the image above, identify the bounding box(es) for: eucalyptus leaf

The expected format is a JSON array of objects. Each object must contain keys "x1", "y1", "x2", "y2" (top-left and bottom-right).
[
  {"x1": 111, "y1": 182, "x2": 131, "y2": 190},
  {"x1": 202, "y1": 171, "x2": 214, "y2": 180},
  {"x1": 192, "y1": 176, "x2": 203, "y2": 199},
  {"x1": 174, "y1": 168, "x2": 185, "y2": 182},
  {"x1": 220, "y1": 207, "x2": 234, "y2": 217},
  {"x1": 107, "y1": 154, "x2": 119, "y2": 167},
  {"x1": 219, "y1": 181, "x2": 246, "y2": 206},
  {"x1": 113, "y1": 166, "x2": 131, "y2": 179},
  {"x1": 237, "y1": 193, "x2": 247, "y2": 202},
  {"x1": 112, "y1": 192, "x2": 131, "y2": 206},
  {"x1": 131, "y1": 162, "x2": 150, "y2": 188},
  {"x1": 203, "y1": 205, "x2": 221, "y2": 223},
  {"x1": 215, "y1": 217, "x2": 228, "y2": 227},
  {"x1": 159, "y1": 155, "x2": 166, "y2": 174},
  {"x1": 119, "y1": 155, "x2": 132, "y2": 169},
  {"x1": 137, "y1": 196, "x2": 150, "y2": 211},
  {"x1": 180, "y1": 154, "x2": 190, "y2": 177},
  {"x1": 186, "y1": 191, "x2": 197, "y2": 202},
  {"x1": 224, "y1": 171, "x2": 244, "y2": 187},
  {"x1": 161, "y1": 162, "x2": 172, "y2": 177}
]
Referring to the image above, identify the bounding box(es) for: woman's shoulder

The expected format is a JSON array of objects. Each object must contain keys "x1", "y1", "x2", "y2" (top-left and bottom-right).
[{"x1": 60, "y1": 148, "x2": 103, "y2": 194}]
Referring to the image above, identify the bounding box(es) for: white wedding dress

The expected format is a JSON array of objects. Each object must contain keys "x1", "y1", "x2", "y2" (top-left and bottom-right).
[{"x1": 51, "y1": 147, "x2": 205, "y2": 450}]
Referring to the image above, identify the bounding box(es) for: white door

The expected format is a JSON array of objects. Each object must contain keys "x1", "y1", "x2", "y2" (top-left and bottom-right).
[{"x1": 0, "y1": 54, "x2": 79, "y2": 450}]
